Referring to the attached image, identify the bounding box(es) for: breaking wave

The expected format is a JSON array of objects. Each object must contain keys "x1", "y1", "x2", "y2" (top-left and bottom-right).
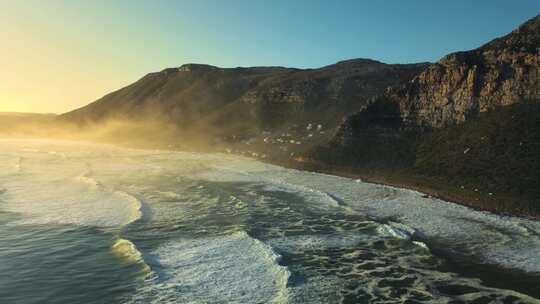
[
  {"x1": 74, "y1": 165, "x2": 143, "y2": 226},
  {"x1": 3, "y1": 166, "x2": 143, "y2": 228},
  {"x1": 199, "y1": 164, "x2": 347, "y2": 210},
  {"x1": 112, "y1": 238, "x2": 151, "y2": 274},
  {"x1": 127, "y1": 231, "x2": 290, "y2": 304},
  {"x1": 377, "y1": 221, "x2": 417, "y2": 240},
  {"x1": 263, "y1": 182, "x2": 345, "y2": 209}
]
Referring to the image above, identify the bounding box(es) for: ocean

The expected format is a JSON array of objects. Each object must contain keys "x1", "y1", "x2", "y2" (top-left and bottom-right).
[{"x1": 0, "y1": 139, "x2": 539, "y2": 304}]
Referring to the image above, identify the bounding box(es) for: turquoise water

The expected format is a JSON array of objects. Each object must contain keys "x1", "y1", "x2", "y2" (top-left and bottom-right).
[{"x1": 1, "y1": 139, "x2": 539, "y2": 303}]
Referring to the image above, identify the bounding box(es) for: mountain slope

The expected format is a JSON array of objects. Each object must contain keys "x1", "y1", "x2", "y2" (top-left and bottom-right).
[
  {"x1": 309, "y1": 100, "x2": 540, "y2": 215},
  {"x1": 307, "y1": 15, "x2": 540, "y2": 216},
  {"x1": 60, "y1": 60, "x2": 427, "y2": 152},
  {"x1": 390, "y1": 14, "x2": 539, "y2": 128}
]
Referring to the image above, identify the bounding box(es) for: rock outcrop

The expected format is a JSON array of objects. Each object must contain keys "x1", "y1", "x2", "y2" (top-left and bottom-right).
[
  {"x1": 389, "y1": 15, "x2": 539, "y2": 128},
  {"x1": 323, "y1": 15, "x2": 540, "y2": 163}
]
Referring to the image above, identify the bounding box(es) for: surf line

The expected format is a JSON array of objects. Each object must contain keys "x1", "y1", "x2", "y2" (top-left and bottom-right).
[{"x1": 73, "y1": 166, "x2": 153, "y2": 276}]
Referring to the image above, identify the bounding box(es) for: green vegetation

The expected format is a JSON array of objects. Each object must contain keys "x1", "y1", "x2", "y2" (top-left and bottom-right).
[
  {"x1": 414, "y1": 101, "x2": 540, "y2": 214},
  {"x1": 310, "y1": 101, "x2": 540, "y2": 216}
]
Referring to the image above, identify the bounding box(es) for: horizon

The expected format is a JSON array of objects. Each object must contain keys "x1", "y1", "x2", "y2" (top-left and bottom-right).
[{"x1": 1, "y1": 0, "x2": 538, "y2": 114}]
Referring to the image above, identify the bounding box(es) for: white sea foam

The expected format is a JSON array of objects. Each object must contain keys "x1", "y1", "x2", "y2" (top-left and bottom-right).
[
  {"x1": 413, "y1": 241, "x2": 430, "y2": 250},
  {"x1": 128, "y1": 231, "x2": 290, "y2": 304},
  {"x1": 377, "y1": 222, "x2": 417, "y2": 240},
  {"x1": 268, "y1": 233, "x2": 372, "y2": 253},
  {"x1": 240, "y1": 166, "x2": 540, "y2": 274},
  {"x1": 196, "y1": 164, "x2": 348, "y2": 211},
  {"x1": 1, "y1": 139, "x2": 539, "y2": 277},
  {"x1": 2, "y1": 179, "x2": 143, "y2": 228},
  {"x1": 1, "y1": 153, "x2": 143, "y2": 228},
  {"x1": 270, "y1": 232, "x2": 539, "y2": 303},
  {"x1": 155, "y1": 148, "x2": 540, "y2": 274},
  {"x1": 262, "y1": 182, "x2": 344, "y2": 209}
]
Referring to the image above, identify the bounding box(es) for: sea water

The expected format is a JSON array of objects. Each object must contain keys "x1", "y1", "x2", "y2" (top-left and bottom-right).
[{"x1": 0, "y1": 139, "x2": 539, "y2": 304}]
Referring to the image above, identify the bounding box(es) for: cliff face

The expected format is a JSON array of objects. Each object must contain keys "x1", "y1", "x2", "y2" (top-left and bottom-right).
[
  {"x1": 328, "y1": 15, "x2": 540, "y2": 152},
  {"x1": 389, "y1": 15, "x2": 539, "y2": 128}
]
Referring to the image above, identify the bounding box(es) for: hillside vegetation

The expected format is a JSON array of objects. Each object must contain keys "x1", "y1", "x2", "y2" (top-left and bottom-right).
[{"x1": 309, "y1": 101, "x2": 540, "y2": 216}]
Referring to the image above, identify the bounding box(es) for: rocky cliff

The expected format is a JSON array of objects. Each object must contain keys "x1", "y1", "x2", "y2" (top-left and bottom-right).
[
  {"x1": 389, "y1": 15, "x2": 539, "y2": 128},
  {"x1": 325, "y1": 15, "x2": 540, "y2": 154}
]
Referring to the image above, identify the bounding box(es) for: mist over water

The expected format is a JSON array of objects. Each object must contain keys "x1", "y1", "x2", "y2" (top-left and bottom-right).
[{"x1": 1, "y1": 139, "x2": 539, "y2": 304}]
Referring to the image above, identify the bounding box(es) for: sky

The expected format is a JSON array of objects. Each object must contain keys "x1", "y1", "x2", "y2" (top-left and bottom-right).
[{"x1": 1, "y1": 0, "x2": 538, "y2": 114}]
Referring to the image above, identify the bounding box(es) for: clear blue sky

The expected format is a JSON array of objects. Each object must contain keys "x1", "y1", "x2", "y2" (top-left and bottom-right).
[
  {"x1": 87, "y1": 0, "x2": 539, "y2": 67},
  {"x1": 1, "y1": 0, "x2": 539, "y2": 113}
]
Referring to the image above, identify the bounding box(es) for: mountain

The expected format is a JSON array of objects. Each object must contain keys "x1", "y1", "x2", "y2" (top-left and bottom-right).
[
  {"x1": 58, "y1": 15, "x2": 539, "y2": 216},
  {"x1": 60, "y1": 59, "x2": 427, "y2": 152},
  {"x1": 308, "y1": 15, "x2": 540, "y2": 216},
  {"x1": 391, "y1": 14, "x2": 540, "y2": 128}
]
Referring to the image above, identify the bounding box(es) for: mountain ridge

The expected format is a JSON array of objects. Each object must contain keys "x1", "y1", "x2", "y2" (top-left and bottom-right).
[
  {"x1": 61, "y1": 58, "x2": 427, "y2": 123},
  {"x1": 60, "y1": 57, "x2": 427, "y2": 156}
]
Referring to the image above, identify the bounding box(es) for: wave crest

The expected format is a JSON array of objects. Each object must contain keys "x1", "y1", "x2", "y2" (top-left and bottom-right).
[
  {"x1": 127, "y1": 231, "x2": 290, "y2": 304},
  {"x1": 112, "y1": 238, "x2": 152, "y2": 275}
]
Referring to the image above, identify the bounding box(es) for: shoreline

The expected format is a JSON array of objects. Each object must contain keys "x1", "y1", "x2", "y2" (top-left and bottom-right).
[
  {"x1": 265, "y1": 158, "x2": 540, "y2": 221},
  {"x1": 2, "y1": 136, "x2": 537, "y2": 220}
]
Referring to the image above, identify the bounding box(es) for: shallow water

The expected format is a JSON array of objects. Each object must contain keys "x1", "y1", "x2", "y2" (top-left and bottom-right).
[{"x1": 0, "y1": 139, "x2": 539, "y2": 303}]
